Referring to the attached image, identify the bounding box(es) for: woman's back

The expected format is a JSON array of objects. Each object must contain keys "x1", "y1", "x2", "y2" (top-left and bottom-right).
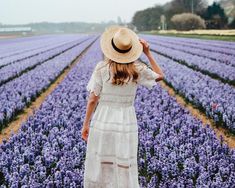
[{"x1": 87, "y1": 59, "x2": 161, "y2": 108}]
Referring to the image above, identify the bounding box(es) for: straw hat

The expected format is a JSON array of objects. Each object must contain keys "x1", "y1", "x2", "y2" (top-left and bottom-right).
[{"x1": 100, "y1": 25, "x2": 143, "y2": 64}]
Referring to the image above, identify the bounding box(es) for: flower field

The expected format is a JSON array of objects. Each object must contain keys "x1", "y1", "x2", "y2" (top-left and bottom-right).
[
  {"x1": 140, "y1": 34, "x2": 235, "y2": 133},
  {"x1": 0, "y1": 35, "x2": 97, "y2": 130},
  {"x1": 0, "y1": 35, "x2": 235, "y2": 187}
]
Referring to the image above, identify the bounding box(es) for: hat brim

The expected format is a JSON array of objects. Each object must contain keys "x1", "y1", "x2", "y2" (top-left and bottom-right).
[{"x1": 100, "y1": 25, "x2": 143, "y2": 64}]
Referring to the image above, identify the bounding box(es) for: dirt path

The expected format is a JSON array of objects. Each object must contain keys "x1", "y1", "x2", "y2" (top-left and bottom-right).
[
  {"x1": 159, "y1": 81, "x2": 235, "y2": 148},
  {"x1": 0, "y1": 40, "x2": 95, "y2": 144},
  {"x1": 0, "y1": 35, "x2": 20, "y2": 40}
]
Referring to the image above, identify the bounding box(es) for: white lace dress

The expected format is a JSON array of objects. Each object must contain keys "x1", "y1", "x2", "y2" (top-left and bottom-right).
[{"x1": 83, "y1": 60, "x2": 161, "y2": 188}]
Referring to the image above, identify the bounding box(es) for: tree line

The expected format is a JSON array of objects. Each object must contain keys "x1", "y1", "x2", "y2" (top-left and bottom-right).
[{"x1": 131, "y1": 0, "x2": 235, "y2": 31}]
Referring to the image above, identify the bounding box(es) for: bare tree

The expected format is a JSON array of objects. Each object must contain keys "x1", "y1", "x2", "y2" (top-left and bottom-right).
[{"x1": 171, "y1": 13, "x2": 206, "y2": 30}]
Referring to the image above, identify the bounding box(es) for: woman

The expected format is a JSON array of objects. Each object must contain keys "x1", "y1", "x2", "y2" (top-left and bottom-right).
[{"x1": 81, "y1": 25, "x2": 164, "y2": 188}]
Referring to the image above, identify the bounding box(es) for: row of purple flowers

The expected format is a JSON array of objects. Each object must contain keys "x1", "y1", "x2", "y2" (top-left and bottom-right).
[
  {"x1": 0, "y1": 37, "x2": 91, "y2": 86},
  {"x1": 141, "y1": 35, "x2": 235, "y2": 85},
  {"x1": 0, "y1": 35, "x2": 87, "y2": 68},
  {"x1": 144, "y1": 35, "x2": 235, "y2": 52},
  {"x1": 0, "y1": 36, "x2": 98, "y2": 131},
  {"x1": 140, "y1": 51, "x2": 235, "y2": 133}
]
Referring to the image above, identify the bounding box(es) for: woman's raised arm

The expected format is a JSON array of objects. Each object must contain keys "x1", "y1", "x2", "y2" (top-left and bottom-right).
[{"x1": 139, "y1": 38, "x2": 164, "y2": 80}]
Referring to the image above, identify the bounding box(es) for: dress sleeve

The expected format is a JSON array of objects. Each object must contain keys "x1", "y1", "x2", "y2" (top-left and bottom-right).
[
  {"x1": 138, "y1": 63, "x2": 161, "y2": 89},
  {"x1": 86, "y1": 62, "x2": 103, "y2": 96}
]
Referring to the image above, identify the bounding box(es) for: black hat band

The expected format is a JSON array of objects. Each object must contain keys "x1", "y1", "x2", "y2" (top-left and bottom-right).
[{"x1": 111, "y1": 38, "x2": 132, "y2": 53}]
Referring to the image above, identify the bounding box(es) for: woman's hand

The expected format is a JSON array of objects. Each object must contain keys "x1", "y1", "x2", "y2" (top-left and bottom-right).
[
  {"x1": 81, "y1": 92, "x2": 99, "y2": 142},
  {"x1": 81, "y1": 123, "x2": 90, "y2": 142},
  {"x1": 139, "y1": 38, "x2": 151, "y2": 56}
]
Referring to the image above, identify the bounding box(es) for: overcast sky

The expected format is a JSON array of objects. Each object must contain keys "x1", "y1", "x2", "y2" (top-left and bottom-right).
[{"x1": 1, "y1": 0, "x2": 214, "y2": 25}]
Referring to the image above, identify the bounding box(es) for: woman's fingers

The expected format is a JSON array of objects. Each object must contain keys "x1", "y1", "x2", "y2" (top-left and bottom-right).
[
  {"x1": 139, "y1": 38, "x2": 145, "y2": 43},
  {"x1": 139, "y1": 38, "x2": 149, "y2": 47},
  {"x1": 81, "y1": 126, "x2": 89, "y2": 141},
  {"x1": 82, "y1": 132, "x2": 87, "y2": 141},
  {"x1": 82, "y1": 135, "x2": 87, "y2": 141}
]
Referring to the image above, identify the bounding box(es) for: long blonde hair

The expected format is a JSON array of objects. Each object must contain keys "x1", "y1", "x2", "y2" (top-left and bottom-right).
[{"x1": 106, "y1": 58, "x2": 139, "y2": 86}]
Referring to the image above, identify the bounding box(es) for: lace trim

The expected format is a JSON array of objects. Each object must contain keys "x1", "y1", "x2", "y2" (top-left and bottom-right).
[
  {"x1": 91, "y1": 118, "x2": 137, "y2": 126},
  {"x1": 86, "y1": 62, "x2": 103, "y2": 96},
  {"x1": 100, "y1": 162, "x2": 131, "y2": 168},
  {"x1": 101, "y1": 92, "x2": 135, "y2": 97},
  {"x1": 90, "y1": 125, "x2": 137, "y2": 133},
  {"x1": 86, "y1": 80, "x2": 102, "y2": 96},
  {"x1": 138, "y1": 64, "x2": 160, "y2": 89},
  {"x1": 85, "y1": 152, "x2": 137, "y2": 161}
]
